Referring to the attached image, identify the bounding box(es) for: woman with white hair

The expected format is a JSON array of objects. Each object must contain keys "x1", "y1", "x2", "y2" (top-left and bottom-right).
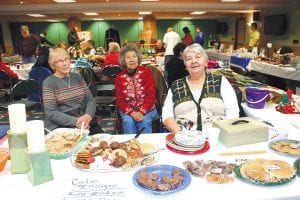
[
  {"x1": 162, "y1": 43, "x2": 239, "y2": 132},
  {"x1": 42, "y1": 48, "x2": 102, "y2": 134}
]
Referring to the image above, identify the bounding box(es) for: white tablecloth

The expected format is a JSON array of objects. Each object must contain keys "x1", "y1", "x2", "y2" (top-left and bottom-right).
[
  {"x1": 11, "y1": 63, "x2": 34, "y2": 80},
  {"x1": 206, "y1": 49, "x2": 231, "y2": 67},
  {"x1": 1, "y1": 131, "x2": 299, "y2": 200},
  {"x1": 247, "y1": 60, "x2": 300, "y2": 81}
]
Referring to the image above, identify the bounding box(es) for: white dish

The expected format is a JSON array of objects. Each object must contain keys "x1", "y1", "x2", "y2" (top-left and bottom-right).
[
  {"x1": 45, "y1": 128, "x2": 87, "y2": 159},
  {"x1": 174, "y1": 130, "x2": 206, "y2": 148}
]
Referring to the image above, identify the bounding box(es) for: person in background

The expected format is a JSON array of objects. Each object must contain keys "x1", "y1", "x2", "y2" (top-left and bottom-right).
[
  {"x1": 248, "y1": 22, "x2": 260, "y2": 51},
  {"x1": 162, "y1": 43, "x2": 239, "y2": 132},
  {"x1": 0, "y1": 49, "x2": 19, "y2": 86},
  {"x1": 57, "y1": 41, "x2": 68, "y2": 50},
  {"x1": 163, "y1": 27, "x2": 181, "y2": 66},
  {"x1": 122, "y1": 39, "x2": 128, "y2": 47},
  {"x1": 42, "y1": 48, "x2": 102, "y2": 134},
  {"x1": 182, "y1": 26, "x2": 193, "y2": 45},
  {"x1": 18, "y1": 25, "x2": 40, "y2": 64},
  {"x1": 155, "y1": 39, "x2": 165, "y2": 56},
  {"x1": 84, "y1": 40, "x2": 96, "y2": 56},
  {"x1": 195, "y1": 27, "x2": 204, "y2": 47},
  {"x1": 31, "y1": 45, "x2": 53, "y2": 73},
  {"x1": 67, "y1": 27, "x2": 80, "y2": 47},
  {"x1": 115, "y1": 44, "x2": 157, "y2": 134},
  {"x1": 39, "y1": 32, "x2": 54, "y2": 46},
  {"x1": 103, "y1": 42, "x2": 121, "y2": 66},
  {"x1": 165, "y1": 42, "x2": 188, "y2": 88}
]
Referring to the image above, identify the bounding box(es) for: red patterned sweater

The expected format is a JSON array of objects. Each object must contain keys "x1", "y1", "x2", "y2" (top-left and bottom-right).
[{"x1": 115, "y1": 66, "x2": 156, "y2": 115}]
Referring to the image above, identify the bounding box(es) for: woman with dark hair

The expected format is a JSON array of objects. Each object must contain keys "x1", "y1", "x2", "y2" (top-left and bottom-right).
[
  {"x1": 165, "y1": 42, "x2": 189, "y2": 87},
  {"x1": 182, "y1": 26, "x2": 193, "y2": 45},
  {"x1": 31, "y1": 45, "x2": 53, "y2": 73},
  {"x1": 115, "y1": 44, "x2": 157, "y2": 134}
]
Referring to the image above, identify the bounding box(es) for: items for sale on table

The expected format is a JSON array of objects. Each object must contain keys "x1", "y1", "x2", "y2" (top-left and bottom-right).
[
  {"x1": 213, "y1": 117, "x2": 268, "y2": 147},
  {"x1": 183, "y1": 159, "x2": 237, "y2": 184}
]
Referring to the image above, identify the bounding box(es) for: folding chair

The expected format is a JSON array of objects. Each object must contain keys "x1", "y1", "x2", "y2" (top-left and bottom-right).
[
  {"x1": 79, "y1": 67, "x2": 116, "y2": 117},
  {"x1": 28, "y1": 67, "x2": 53, "y2": 103},
  {"x1": 10, "y1": 79, "x2": 42, "y2": 111},
  {"x1": 0, "y1": 70, "x2": 13, "y2": 103}
]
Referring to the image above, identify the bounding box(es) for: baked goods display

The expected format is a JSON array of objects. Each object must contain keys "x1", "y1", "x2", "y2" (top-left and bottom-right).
[
  {"x1": 137, "y1": 169, "x2": 184, "y2": 191},
  {"x1": 269, "y1": 139, "x2": 300, "y2": 157},
  {"x1": 45, "y1": 128, "x2": 82, "y2": 159},
  {"x1": 71, "y1": 135, "x2": 159, "y2": 171},
  {"x1": 132, "y1": 164, "x2": 191, "y2": 195},
  {"x1": 235, "y1": 158, "x2": 296, "y2": 185},
  {"x1": 183, "y1": 159, "x2": 236, "y2": 184}
]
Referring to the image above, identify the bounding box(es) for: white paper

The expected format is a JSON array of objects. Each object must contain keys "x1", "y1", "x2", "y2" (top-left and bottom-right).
[
  {"x1": 8, "y1": 104, "x2": 27, "y2": 133},
  {"x1": 26, "y1": 120, "x2": 45, "y2": 153}
]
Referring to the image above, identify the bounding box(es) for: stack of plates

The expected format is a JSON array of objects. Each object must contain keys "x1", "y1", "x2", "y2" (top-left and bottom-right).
[{"x1": 165, "y1": 133, "x2": 210, "y2": 155}]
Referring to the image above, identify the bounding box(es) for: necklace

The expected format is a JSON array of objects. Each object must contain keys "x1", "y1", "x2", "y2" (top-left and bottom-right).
[{"x1": 59, "y1": 76, "x2": 70, "y2": 88}]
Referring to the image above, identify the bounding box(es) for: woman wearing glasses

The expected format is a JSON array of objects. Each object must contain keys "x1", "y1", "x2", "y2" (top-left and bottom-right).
[{"x1": 42, "y1": 48, "x2": 102, "y2": 134}]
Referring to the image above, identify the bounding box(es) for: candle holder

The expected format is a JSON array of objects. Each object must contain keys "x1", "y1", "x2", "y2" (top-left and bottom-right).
[
  {"x1": 8, "y1": 130, "x2": 30, "y2": 174},
  {"x1": 27, "y1": 150, "x2": 53, "y2": 186}
]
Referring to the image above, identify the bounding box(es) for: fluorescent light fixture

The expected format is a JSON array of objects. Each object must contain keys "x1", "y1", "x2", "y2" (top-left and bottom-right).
[
  {"x1": 190, "y1": 11, "x2": 207, "y2": 15},
  {"x1": 83, "y1": 12, "x2": 98, "y2": 16},
  {"x1": 53, "y1": 0, "x2": 76, "y2": 3},
  {"x1": 139, "y1": 11, "x2": 152, "y2": 15},
  {"x1": 27, "y1": 14, "x2": 46, "y2": 17},
  {"x1": 140, "y1": 0, "x2": 159, "y2": 2},
  {"x1": 93, "y1": 18, "x2": 104, "y2": 21},
  {"x1": 137, "y1": 17, "x2": 143, "y2": 20},
  {"x1": 182, "y1": 17, "x2": 193, "y2": 20},
  {"x1": 46, "y1": 19, "x2": 60, "y2": 22},
  {"x1": 221, "y1": 0, "x2": 241, "y2": 2}
]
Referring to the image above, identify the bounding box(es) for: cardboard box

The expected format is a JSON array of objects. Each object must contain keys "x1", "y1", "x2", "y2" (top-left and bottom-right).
[{"x1": 213, "y1": 117, "x2": 268, "y2": 147}]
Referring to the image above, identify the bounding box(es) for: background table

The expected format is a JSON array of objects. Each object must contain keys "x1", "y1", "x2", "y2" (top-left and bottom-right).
[{"x1": 247, "y1": 60, "x2": 300, "y2": 81}]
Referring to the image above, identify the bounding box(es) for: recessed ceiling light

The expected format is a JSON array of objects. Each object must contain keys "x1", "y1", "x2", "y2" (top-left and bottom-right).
[
  {"x1": 139, "y1": 11, "x2": 152, "y2": 15},
  {"x1": 137, "y1": 17, "x2": 143, "y2": 20},
  {"x1": 221, "y1": 0, "x2": 241, "y2": 2},
  {"x1": 182, "y1": 17, "x2": 193, "y2": 20},
  {"x1": 190, "y1": 11, "x2": 207, "y2": 15},
  {"x1": 83, "y1": 12, "x2": 98, "y2": 16},
  {"x1": 140, "y1": 0, "x2": 159, "y2": 2},
  {"x1": 53, "y1": 0, "x2": 76, "y2": 3},
  {"x1": 27, "y1": 14, "x2": 46, "y2": 17}
]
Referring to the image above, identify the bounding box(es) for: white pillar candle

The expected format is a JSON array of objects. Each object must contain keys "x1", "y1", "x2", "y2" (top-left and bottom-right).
[
  {"x1": 8, "y1": 104, "x2": 27, "y2": 133},
  {"x1": 26, "y1": 120, "x2": 45, "y2": 153}
]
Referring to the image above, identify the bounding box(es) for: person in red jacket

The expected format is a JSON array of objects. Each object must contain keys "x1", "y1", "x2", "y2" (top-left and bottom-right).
[
  {"x1": 103, "y1": 42, "x2": 120, "y2": 66},
  {"x1": 0, "y1": 49, "x2": 19, "y2": 88},
  {"x1": 182, "y1": 26, "x2": 193, "y2": 45},
  {"x1": 115, "y1": 44, "x2": 157, "y2": 134}
]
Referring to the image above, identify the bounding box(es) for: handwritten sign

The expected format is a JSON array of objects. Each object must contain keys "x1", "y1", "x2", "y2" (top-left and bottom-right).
[{"x1": 62, "y1": 177, "x2": 126, "y2": 200}]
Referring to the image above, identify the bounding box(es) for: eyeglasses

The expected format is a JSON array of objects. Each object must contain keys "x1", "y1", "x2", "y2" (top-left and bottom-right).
[{"x1": 54, "y1": 58, "x2": 70, "y2": 64}]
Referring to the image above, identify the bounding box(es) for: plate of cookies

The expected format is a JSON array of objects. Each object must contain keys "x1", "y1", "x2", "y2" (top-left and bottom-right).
[
  {"x1": 269, "y1": 139, "x2": 300, "y2": 157},
  {"x1": 45, "y1": 128, "x2": 87, "y2": 159},
  {"x1": 234, "y1": 158, "x2": 296, "y2": 186},
  {"x1": 132, "y1": 164, "x2": 191, "y2": 195},
  {"x1": 71, "y1": 134, "x2": 161, "y2": 172}
]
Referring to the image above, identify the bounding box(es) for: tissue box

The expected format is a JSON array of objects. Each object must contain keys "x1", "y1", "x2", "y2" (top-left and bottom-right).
[{"x1": 213, "y1": 117, "x2": 268, "y2": 147}]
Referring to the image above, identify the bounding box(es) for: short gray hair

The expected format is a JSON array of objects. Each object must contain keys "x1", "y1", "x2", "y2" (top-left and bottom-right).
[
  {"x1": 119, "y1": 44, "x2": 143, "y2": 67},
  {"x1": 48, "y1": 48, "x2": 70, "y2": 70},
  {"x1": 182, "y1": 43, "x2": 208, "y2": 65}
]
